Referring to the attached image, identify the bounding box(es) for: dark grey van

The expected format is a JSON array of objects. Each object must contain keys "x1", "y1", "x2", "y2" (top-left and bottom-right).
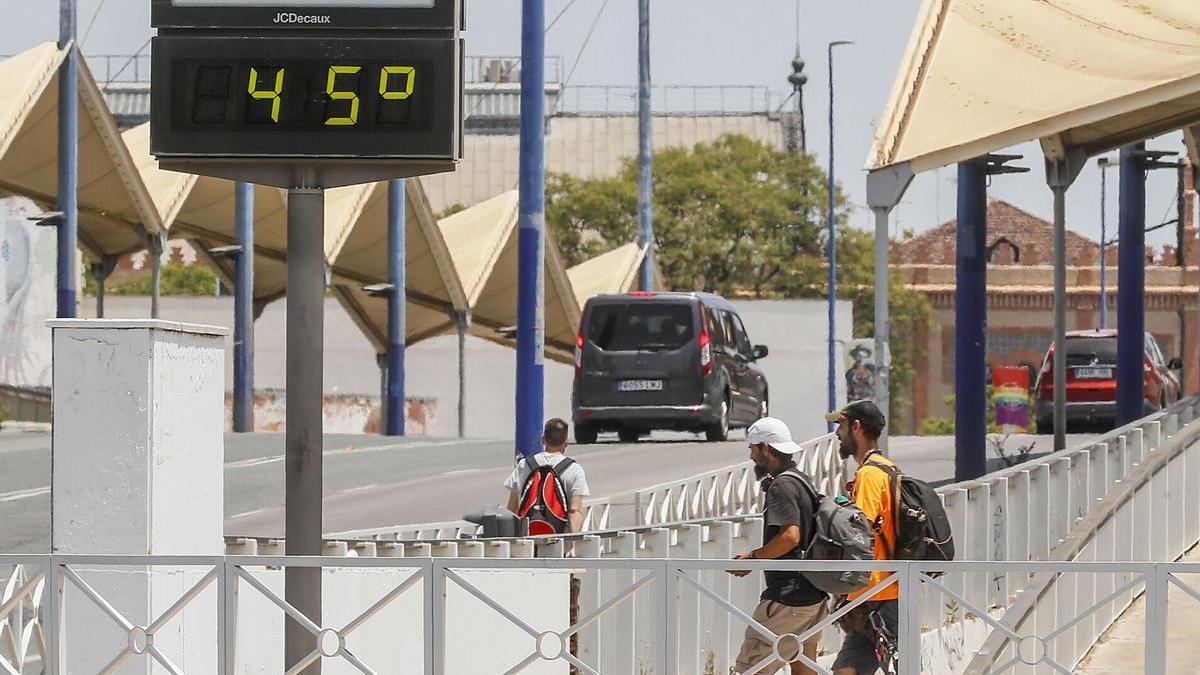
[{"x1": 571, "y1": 292, "x2": 769, "y2": 443}]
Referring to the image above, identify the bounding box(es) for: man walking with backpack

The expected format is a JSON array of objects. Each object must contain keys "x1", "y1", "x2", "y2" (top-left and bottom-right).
[
  {"x1": 729, "y1": 417, "x2": 828, "y2": 675},
  {"x1": 827, "y1": 401, "x2": 899, "y2": 674},
  {"x1": 504, "y1": 418, "x2": 590, "y2": 536}
]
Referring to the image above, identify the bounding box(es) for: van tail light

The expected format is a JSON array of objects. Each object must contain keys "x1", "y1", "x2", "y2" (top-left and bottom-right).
[
  {"x1": 574, "y1": 331, "x2": 584, "y2": 378},
  {"x1": 699, "y1": 328, "x2": 713, "y2": 377}
]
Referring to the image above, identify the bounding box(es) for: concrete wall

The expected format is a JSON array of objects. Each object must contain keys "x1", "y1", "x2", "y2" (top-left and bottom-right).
[{"x1": 84, "y1": 296, "x2": 851, "y2": 440}]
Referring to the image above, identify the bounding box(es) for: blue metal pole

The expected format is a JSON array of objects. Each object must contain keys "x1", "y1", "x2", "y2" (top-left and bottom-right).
[
  {"x1": 386, "y1": 179, "x2": 407, "y2": 437},
  {"x1": 826, "y1": 42, "x2": 840, "y2": 423},
  {"x1": 636, "y1": 0, "x2": 654, "y2": 291},
  {"x1": 1117, "y1": 143, "x2": 1147, "y2": 425},
  {"x1": 233, "y1": 182, "x2": 255, "y2": 433},
  {"x1": 515, "y1": 0, "x2": 546, "y2": 456},
  {"x1": 57, "y1": 0, "x2": 78, "y2": 318},
  {"x1": 955, "y1": 160, "x2": 988, "y2": 481},
  {"x1": 1099, "y1": 161, "x2": 1109, "y2": 329}
]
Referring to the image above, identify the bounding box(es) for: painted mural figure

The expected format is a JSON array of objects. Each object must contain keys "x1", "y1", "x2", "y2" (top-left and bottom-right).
[{"x1": 845, "y1": 342, "x2": 876, "y2": 403}]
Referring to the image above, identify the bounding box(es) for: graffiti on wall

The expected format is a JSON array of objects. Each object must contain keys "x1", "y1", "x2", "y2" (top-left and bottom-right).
[
  {"x1": 224, "y1": 390, "x2": 438, "y2": 435},
  {"x1": 0, "y1": 197, "x2": 56, "y2": 388}
]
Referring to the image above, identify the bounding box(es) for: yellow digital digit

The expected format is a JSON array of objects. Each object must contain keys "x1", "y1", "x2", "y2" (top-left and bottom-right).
[
  {"x1": 247, "y1": 67, "x2": 284, "y2": 123},
  {"x1": 379, "y1": 66, "x2": 416, "y2": 100},
  {"x1": 325, "y1": 65, "x2": 362, "y2": 126}
]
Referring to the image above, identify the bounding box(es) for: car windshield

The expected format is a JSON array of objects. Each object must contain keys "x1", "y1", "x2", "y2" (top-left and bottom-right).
[
  {"x1": 586, "y1": 302, "x2": 694, "y2": 352},
  {"x1": 1063, "y1": 337, "x2": 1118, "y2": 366}
]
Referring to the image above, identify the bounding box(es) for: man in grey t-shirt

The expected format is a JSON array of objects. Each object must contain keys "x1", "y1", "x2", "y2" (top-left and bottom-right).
[{"x1": 504, "y1": 418, "x2": 590, "y2": 533}]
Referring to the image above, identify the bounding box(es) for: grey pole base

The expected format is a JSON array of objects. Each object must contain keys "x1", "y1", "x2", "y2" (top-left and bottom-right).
[{"x1": 284, "y1": 187, "x2": 325, "y2": 675}]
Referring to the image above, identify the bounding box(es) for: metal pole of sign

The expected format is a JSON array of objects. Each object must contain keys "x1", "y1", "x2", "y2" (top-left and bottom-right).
[
  {"x1": 57, "y1": 0, "x2": 78, "y2": 319},
  {"x1": 233, "y1": 181, "x2": 255, "y2": 433},
  {"x1": 284, "y1": 185, "x2": 324, "y2": 675},
  {"x1": 386, "y1": 179, "x2": 407, "y2": 437},
  {"x1": 516, "y1": 0, "x2": 546, "y2": 457},
  {"x1": 636, "y1": 0, "x2": 655, "y2": 291}
]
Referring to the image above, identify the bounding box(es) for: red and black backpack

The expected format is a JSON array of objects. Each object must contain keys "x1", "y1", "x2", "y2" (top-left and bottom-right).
[{"x1": 517, "y1": 456, "x2": 576, "y2": 535}]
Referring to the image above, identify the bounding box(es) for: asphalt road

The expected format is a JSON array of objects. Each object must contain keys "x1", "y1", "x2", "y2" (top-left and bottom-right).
[{"x1": 0, "y1": 429, "x2": 1095, "y2": 553}]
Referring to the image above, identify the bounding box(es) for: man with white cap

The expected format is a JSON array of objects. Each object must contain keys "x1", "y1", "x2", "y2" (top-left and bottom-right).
[{"x1": 729, "y1": 417, "x2": 828, "y2": 675}]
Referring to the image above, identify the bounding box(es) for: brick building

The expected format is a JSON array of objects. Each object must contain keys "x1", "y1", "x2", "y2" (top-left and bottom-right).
[{"x1": 892, "y1": 198, "x2": 1200, "y2": 432}]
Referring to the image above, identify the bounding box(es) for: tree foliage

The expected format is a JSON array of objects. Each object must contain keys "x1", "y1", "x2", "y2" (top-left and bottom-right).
[
  {"x1": 83, "y1": 263, "x2": 218, "y2": 297},
  {"x1": 545, "y1": 134, "x2": 932, "y2": 432}
]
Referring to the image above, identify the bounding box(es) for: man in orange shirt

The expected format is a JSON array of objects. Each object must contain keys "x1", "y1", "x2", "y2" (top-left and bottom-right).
[{"x1": 826, "y1": 400, "x2": 898, "y2": 675}]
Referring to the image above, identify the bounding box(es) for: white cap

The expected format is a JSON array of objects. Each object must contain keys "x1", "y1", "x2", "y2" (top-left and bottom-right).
[{"x1": 746, "y1": 417, "x2": 803, "y2": 455}]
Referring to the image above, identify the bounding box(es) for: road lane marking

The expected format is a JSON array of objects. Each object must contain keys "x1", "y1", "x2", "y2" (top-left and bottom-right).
[
  {"x1": 0, "y1": 486, "x2": 50, "y2": 503},
  {"x1": 222, "y1": 439, "x2": 495, "y2": 470}
]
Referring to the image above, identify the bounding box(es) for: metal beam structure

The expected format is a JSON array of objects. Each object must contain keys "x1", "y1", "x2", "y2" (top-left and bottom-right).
[
  {"x1": 515, "y1": 0, "x2": 546, "y2": 457},
  {"x1": 233, "y1": 182, "x2": 255, "y2": 433},
  {"x1": 1044, "y1": 146, "x2": 1087, "y2": 452}
]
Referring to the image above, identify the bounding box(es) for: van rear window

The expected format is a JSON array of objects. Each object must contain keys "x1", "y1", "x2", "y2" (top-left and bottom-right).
[
  {"x1": 1064, "y1": 338, "x2": 1118, "y2": 366},
  {"x1": 587, "y1": 303, "x2": 694, "y2": 351}
]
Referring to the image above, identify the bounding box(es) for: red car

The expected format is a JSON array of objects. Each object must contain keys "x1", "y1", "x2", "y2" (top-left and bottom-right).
[{"x1": 1033, "y1": 329, "x2": 1182, "y2": 431}]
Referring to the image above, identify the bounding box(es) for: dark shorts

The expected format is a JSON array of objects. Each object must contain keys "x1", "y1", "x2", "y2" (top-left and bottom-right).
[{"x1": 832, "y1": 599, "x2": 899, "y2": 674}]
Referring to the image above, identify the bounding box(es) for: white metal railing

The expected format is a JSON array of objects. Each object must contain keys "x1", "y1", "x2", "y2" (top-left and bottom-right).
[
  {"x1": 631, "y1": 433, "x2": 846, "y2": 526},
  {"x1": 3, "y1": 555, "x2": 1200, "y2": 674},
  {"x1": 322, "y1": 498, "x2": 613, "y2": 543}
]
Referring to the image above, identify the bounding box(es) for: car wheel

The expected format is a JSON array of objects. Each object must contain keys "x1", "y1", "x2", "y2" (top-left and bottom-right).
[
  {"x1": 706, "y1": 396, "x2": 730, "y2": 442},
  {"x1": 759, "y1": 393, "x2": 769, "y2": 420},
  {"x1": 618, "y1": 428, "x2": 641, "y2": 443},
  {"x1": 575, "y1": 424, "x2": 598, "y2": 444}
]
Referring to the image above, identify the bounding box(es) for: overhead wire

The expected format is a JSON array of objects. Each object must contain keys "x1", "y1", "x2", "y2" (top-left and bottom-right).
[{"x1": 80, "y1": 0, "x2": 110, "y2": 48}]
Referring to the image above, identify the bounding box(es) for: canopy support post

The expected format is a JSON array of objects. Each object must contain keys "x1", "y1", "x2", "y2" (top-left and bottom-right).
[
  {"x1": 1043, "y1": 144, "x2": 1086, "y2": 452},
  {"x1": 866, "y1": 164, "x2": 913, "y2": 448},
  {"x1": 89, "y1": 255, "x2": 117, "y2": 319},
  {"x1": 1118, "y1": 143, "x2": 1149, "y2": 427},
  {"x1": 233, "y1": 181, "x2": 255, "y2": 433}
]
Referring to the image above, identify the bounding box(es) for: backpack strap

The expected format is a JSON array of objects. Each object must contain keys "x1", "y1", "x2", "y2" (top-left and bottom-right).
[
  {"x1": 773, "y1": 469, "x2": 820, "y2": 551},
  {"x1": 549, "y1": 456, "x2": 576, "y2": 480},
  {"x1": 864, "y1": 461, "x2": 901, "y2": 559},
  {"x1": 524, "y1": 455, "x2": 540, "y2": 474}
]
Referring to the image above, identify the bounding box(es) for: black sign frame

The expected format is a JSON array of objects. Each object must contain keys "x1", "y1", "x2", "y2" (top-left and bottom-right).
[
  {"x1": 150, "y1": 0, "x2": 460, "y2": 31},
  {"x1": 151, "y1": 34, "x2": 461, "y2": 160}
]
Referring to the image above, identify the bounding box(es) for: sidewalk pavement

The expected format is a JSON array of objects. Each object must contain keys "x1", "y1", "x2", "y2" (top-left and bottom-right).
[{"x1": 1076, "y1": 545, "x2": 1200, "y2": 674}]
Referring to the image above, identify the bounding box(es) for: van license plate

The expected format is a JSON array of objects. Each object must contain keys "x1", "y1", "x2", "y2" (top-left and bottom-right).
[
  {"x1": 617, "y1": 379, "x2": 663, "y2": 392},
  {"x1": 1075, "y1": 367, "x2": 1112, "y2": 379}
]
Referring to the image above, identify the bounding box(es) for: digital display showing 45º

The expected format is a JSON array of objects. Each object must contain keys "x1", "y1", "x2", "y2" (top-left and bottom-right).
[{"x1": 151, "y1": 35, "x2": 461, "y2": 159}]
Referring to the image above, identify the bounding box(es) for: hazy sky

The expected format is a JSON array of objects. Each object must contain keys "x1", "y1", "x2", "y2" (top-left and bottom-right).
[{"x1": 1, "y1": 1, "x2": 1188, "y2": 249}]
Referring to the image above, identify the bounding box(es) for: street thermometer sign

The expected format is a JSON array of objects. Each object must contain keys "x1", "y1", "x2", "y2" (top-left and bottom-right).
[{"x1": 150, "y1": 0, "x2": 463, "y2": 188}]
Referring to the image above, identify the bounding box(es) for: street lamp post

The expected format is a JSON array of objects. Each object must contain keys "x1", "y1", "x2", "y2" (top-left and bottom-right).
[{"x1": 826, "y1": 40, "x2": 852, "y2": 426}]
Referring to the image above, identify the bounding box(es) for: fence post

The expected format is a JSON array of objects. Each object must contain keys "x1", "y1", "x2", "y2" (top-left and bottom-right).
[
  {"x1": 217, "y1": 559, "x2": 239, "y2": 675},
  {"x1": 42, "y1": 558, "x2": 61, "y2": 675},
  {"x1": 1144, "y1": 564, "x2": 1167, "y2": 674},
  {"x1": 899, "y1": 562, "x2": 921, "y2": 675},
  {"x1": 662, "y1": 560, "x2": 677, "y2": 675}
]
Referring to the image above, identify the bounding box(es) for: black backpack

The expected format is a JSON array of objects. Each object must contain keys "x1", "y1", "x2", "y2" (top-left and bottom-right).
[
  {"x1": 866, "y1": 461, "x2": 955, "y2": 563},
  {"x1": 516, "y1": 456, "x2": 576, "y2": 536}
]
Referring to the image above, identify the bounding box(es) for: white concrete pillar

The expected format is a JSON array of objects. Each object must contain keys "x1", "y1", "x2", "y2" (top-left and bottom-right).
[{"x1": 50, "y1": 319, "x2": 227, "y2": 674}]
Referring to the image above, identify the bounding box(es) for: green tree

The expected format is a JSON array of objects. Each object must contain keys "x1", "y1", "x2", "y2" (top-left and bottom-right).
[
  {"x1": 83, "y1": 264, "x2": 218, "y2": 297},
  {"x1": 548, "y1": 134, "x2": 828, "y2": 295},
  {"x1": 545, "y1": 134, "x2": 931, "y2": 431}
]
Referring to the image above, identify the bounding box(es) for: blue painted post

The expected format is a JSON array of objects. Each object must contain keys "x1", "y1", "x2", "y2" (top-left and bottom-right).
[
  {"x1": 636, "y1": 0, "x2": 654, "y2": 291},
  {"x1": 516, "y1": 0, "x2": 546, "y2": 456},
  {"x1": 57, "y1": 0, "x2": 78, "y2": 318},
  {"x1": 1117, "y1": 143, "x2": 1147, "y2": 425},
  {"x1": 955, "y1": 160, "x2": 988, "y2": 481},
  {"x1": 386, "y1": 179, "x2": 407, "y2": 437},
  {"x1": 233, "y1": 182, "x2": 255, "y2": 432},
  {"x1": 826, "y1": 41, "x2": 851, "y2": 422},
  {"x1": 1099, "y1": 159, "x2": 1110, "y2": 329}
]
